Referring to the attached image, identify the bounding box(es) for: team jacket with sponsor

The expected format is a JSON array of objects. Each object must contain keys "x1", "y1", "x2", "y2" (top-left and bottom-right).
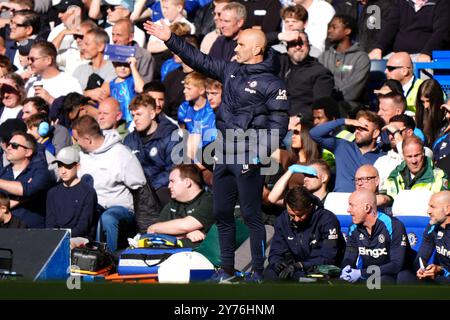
[
  {"x1": 165, "y1": 33, "x2": 289, "y2": 160},
  {"x1": 268, "y1": 205, "x2": 345, "y2": 272},
  {"x1": 415, "y1": 224, "x2": 450, "y2": 278},
  {"x1": 342, "y1": 212, "x2": 410, "y2": 277}
]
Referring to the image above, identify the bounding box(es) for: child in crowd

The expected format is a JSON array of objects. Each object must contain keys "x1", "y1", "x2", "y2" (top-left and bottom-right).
[
  {"x1": 0, "y1": 193, "x2": 26, "y2": 229},
  {"x1": 46, "y1": 146, "x2": 98, "y2": 240},
  {"x1": 101, "y1": 57, "x2": 144, "y2": 126},
  {"x1": 178, "y1": 71, "x2": 217, "y2": 154},
  {"x1": 25, "y1": 113, "x2": 56, "y2": 156},
  {"x1": 205, "y1": 78, "x2": 222, "y2": 110}
]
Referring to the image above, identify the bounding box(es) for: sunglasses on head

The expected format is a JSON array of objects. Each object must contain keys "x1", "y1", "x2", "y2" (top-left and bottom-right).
[{"x1": 7, "y1": 142, "x2": 29, "y2": 150}]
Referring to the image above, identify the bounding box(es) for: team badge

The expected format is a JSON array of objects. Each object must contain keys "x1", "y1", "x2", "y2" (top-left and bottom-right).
[{"x1": 150, "y1": 147, "x2": 158, "y2": 157}]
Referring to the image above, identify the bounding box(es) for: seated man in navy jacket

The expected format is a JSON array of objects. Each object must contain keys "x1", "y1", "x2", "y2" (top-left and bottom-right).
[
  {"x1": 124, "y1": 94, "x2": 179, "y2": 207},
  {"x1": 267, "y1": 186, "x2": 345, "y2": 281},
  {"x1": 0, "y1": 131, "x2": 53, "y2": 228},
  {"x1": 341, "y1": 189, "x2": 412, "y2": 283}
]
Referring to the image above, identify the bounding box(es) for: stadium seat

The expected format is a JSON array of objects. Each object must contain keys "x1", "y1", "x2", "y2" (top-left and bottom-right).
[
  {"x1": 324, "y1": 192, "x2": 352, "y2": 240},
  {"x1": 392, "y1": 190, "x2": 432, "y2": 252},
  {"x1": 368, "y1": 59, "x2": 387, "y2": 109},
  {"x1": 413, "y1": 51, "x2": 450, "y2": 96}
]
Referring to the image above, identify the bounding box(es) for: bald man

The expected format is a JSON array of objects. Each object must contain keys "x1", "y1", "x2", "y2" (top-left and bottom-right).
[
  {"x1": 398, "y1": 191, "x2": 450, "y2": 284},
  {"x1": 354, "y1": 164, "x2": 391, "y2": 209},
  {"x1": 144, "y1": 22, "x2": 289, "y2": 283},
  {"x1": 384, "y1": 52, "x2": 423, "y2": 113},
  {"x1": 97, "y1": 97, "x2": 128, "y2": 139},
  {"x1": 112, "y1": 19, "x2": 155, "y2": 84},
  {"x1": 340, "y1": 189, "x2": 410, "y2": 283}
]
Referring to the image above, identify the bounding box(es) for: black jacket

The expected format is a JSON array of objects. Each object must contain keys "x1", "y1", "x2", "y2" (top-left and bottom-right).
[
  {"x1": 278, "y1": 54, "x2": 335, "y2": 121},
  {"x1": 269, "y1": 204, "x2": 345, "y2": 272},
  {"x1": 375, "y1": 0, "x2": 450, "y2": 56},
  {"x1": 165, "y1": 33, "x2": 289, "y2": 159}
]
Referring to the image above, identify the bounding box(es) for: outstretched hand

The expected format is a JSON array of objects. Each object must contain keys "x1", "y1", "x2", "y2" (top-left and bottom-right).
[{"x1": 143, "y1": 20, "x2": 171, "y2": 42}]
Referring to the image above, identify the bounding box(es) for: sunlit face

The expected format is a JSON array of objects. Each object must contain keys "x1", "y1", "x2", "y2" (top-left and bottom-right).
[
  {"x1": 286, "y1": 33, "x2": 309, "y2": 63},
  {"x1": 58, "y1": 162, "x2": 79, "y2": 183},
  {"x1": 131, "y1": 105, "x2": 156, "y2": 133},
  {"x1": 347, "y1": 194, "x2": 367, "y2": 225},
  {"x1": 28, "y1": 48, "x2": 50, "y2": 74},
  {"x1": 9, "y1": 15, "x2": 31, "y2": 41},
  {"x1": 5, "y1": 134, "x2": 32, "y2": 163},
  {"x1": 147, "y1": 91, "x2": 165, "y2": 114},
  {"x1": 291, "y1": 123, "x2": 302, "y2": 149},
  {"x1": 283, "y1": 17, "x2": 305, "y2": 32},
  {"x1": 420, "y1": 96, "x2": 430, "y2": 110},
  {"x1": 107, "y1": 5, "x2": 130, "y2": 24},
  {"x1": 234, "y1": 34, "x2": 255, "y2": 64},
  {"x1": 403, "y1": 142, "x2": 425, "y2": 175},
  {"x1": 183, "y1": 84, "x2": 204, "y2": 102},
  {"x1": 327, "y1": 17, "x2": 348, "y2": 44},
  {"x1": 213, "y1": 2, "x2": 228, "y2": 29},
  {"x1": 206, "y1": 86, "x2": 222, "y2": 109},
  {"x1": 354, "y1": 116, "x2": 378, "y2": 147},
  {"x1": 303, "y1": 165, "x2": 322, "y2": 193},
  {"x1": 97, "y1": 102, "x2": 121, "y2": 130},
  {"x1": 377, "y1": 98, "x2": 400, "y2": 124},
  {"x1": 161, "y1": 0, "x2": 182, "y2": 22},
  {"x1": 112, "y1": 23, "x2": 132, "y2": 46},
  {"x1": 168, "y1": 169, "x2": 187, "y2": 200},
  {"x1": 1, "y1": 84, "x2": 20, "y2": 108},
  {"x1": 72, "y1": 129, "x2": 92, "y2": 153},
  {"x1": 220, "y1": 9, "x2": 242, "y2": 38},
  {"x1": 22, "y1": 102, "x2": 38, "y2": 120},
  {"x1": 113, "y1": 62, "x2": 132, "y2": 79},
  {"x1": 354, "y1": 169, "x2": 379, "y2": 193},
  {"x1": 81, "y1": 33, "x2": 101, "y2": 60},
  {"x1": 427, "y1": 194, "x2": 449, "y2": 226}
]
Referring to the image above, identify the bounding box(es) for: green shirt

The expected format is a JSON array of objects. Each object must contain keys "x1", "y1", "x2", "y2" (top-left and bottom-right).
[{"x1": 159, "y1": 190, "x2": 215, "y2": 234}]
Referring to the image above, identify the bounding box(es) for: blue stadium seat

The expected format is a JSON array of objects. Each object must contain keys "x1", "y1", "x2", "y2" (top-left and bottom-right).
[
  {"x1": 392, "y1": 190, "x2": 432, "y2": 253},
  {"x1": 368, "y1": 59, "x2": 387, "y2": 109},
  {"x1": 160, "y1": 58, "x2": 181, "y2": 82},
  {"x1": 324, "y1": 192, "x2": 352, "y2": 240}
]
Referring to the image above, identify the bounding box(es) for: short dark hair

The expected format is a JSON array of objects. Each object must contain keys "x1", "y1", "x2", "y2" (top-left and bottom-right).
[
  {"x1": 0, "y1": 193, "x2": 10, "y2": 211},
  {"x1": 129, "y1": 93, "x2": 156, "y2": 111},
  {"x1": 280, "y1": 5, "x2": 308, "y2": 23},
  {"x1": 389, "y1": 114, "x2": 416, "y2": 131},
  {"x1": 312, "y1": 97, "x2": 340, "y2": 120},
  {"x1": 31, "y1": 41, "x2": 58, "y2": 64},
  {"x1": 11, "y1": 131, "x2": 37, "y2": 155},
  {"x1": 143, "y1": 81, "x2": 165, "y2": 94},
  {"x1": 14, "y1": 9, "x2": 40, "y2": 35},
  {"x1": 173, "y1": 164, "x2": 204, "y2": 188},
  {"x1": 378, "y1": 92, "x2": 407, "y2": 112},
  {"x1": 72, "y1": 115, "x2": 102, "y2": 138},
  {"x1": 307, "y1": 159, "x2": 331, "y2": 179},
  {"x1": 332, "y1": 14, "x2": 357, "y2": 38},
  {"x1": 284, "y1": 186, "x2": 316, "y2": 211},
  {"x1": 22, "y1": 96, "x2": 49, "y2": 114},
  {"x1": 62, "y1": 92, "x2": 90, "y2": 116}
]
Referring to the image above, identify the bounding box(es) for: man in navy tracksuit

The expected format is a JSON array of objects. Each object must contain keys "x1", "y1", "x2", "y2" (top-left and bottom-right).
[
  {"x1": 144, "y1": 22, "x2": 289, "y2": 281},
  {"x1": 267, "y1": 187, "x2": 345, "y2": 281},
  {"x1": 398, "y1": 191, "x2": 450, "y2": 284},
  {"x1": 124, "y1": 94, "x2": 179, "y2": 206},
  {"x1": 341, "y1": 189, "x2": 411, "y2": 283}
]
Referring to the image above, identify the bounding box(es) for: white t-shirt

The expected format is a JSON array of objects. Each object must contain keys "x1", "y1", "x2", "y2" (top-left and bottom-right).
[
  {"x1": 106, "y1": 25, "x2": 147, "y2": 48},
  {"x1": 305, "y1": 0, "x2": 335, "y2": 58},
  {"x1": 0, "y1": 106, "x2": 23, "y2": 125},
  {"x1": 26, "y1": 71, "x2": 83, "y2": 99}
]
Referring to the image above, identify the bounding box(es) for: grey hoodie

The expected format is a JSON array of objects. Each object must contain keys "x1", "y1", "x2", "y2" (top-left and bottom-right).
[
  {"x1": 318, "y1": 42, "x2": 370, "y2": 102},
  {"x1": 78, "y1": 131, "x2": 146, "y2": 212}
]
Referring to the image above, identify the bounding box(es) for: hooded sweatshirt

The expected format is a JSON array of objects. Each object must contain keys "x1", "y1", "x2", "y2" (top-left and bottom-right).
[
  {"x1": 78, "y1": 131, "x2": 146, "y2": 212},
  {"x1": 318, "y1": 42, "x2": 370, "y2": 102}
]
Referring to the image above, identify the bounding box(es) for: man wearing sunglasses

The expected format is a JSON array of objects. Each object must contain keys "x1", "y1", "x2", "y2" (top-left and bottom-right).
[
  {"x1": 5, "y1": 9, "x2": 40, "y2": 72},
  {"x1": 278, "y1": 31, "x2": 334, "y2": 124},
  {"x1": 384, "y1": 52, "x2": 423, "y2": 113},
  {"x1": 48, "y1": 0, "x2": 84, "y2": 54},
  {"x1": 310, "y1": 110, "x2": 385, "y2": 192},
  {"x1": 0, "y1": 131, "x2": 53, "y2": 228}
]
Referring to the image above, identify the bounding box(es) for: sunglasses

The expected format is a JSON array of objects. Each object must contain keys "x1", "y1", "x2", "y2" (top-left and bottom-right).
[
  {"x1": 57, "y1": 162, "x2": 77, "y2": 169},
  {"x1": 388, "y1": 128, "x2": 406, "y2": 136},
  {"x1": 10, "y1": 21, "x2": 29, "y2": 28},
  {"x1": 73, "y1": 34, "x2": 84, "y2": 40},
  {"x1": 354, "y1": 176, "x2": 377, "y2": 183},
  {"x1": 27, "y1": 56, "x2": 48, "y2": 63},
  {"x1": 287, "y1": 40, "x2": 304, "y2": 48},
  {"x1": 107, "y1": 5, "x2": 117, "y2": 12},
  {"x1": 7, "y1": 142, "x2": 29, "y2": 150},
  {"x1": 292, "y1": 129, "x2": 301, "y2": 135},
  {"x1": 385, "y1": 65, "x2": 409, "y2": 72}
]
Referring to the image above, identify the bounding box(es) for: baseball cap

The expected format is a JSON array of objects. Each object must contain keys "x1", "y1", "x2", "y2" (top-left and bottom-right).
[
  {"x1": 52, "y1": 146, "x2": 80, "y2": 165},
  {"x1": 56, "y1": 0, "x2": 84, "y2": 12},
  {"x1": 105, "y1": 0, "x2": 135, "y2": 12}
]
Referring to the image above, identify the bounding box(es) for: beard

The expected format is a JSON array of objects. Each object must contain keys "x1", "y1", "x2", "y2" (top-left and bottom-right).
[{"x1": 356, "y1": 135, "x2": 373, "y2": 148}]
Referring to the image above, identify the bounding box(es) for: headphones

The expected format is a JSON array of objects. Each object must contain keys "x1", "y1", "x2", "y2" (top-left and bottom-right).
[{"x1": 38, "y1": 121, "x2": 50, "y2": 137}]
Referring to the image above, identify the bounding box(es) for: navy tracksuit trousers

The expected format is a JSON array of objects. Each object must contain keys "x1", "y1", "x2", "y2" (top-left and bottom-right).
[{"x1": 213, "y1": 163, "x2": 266, "y2": 272}]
